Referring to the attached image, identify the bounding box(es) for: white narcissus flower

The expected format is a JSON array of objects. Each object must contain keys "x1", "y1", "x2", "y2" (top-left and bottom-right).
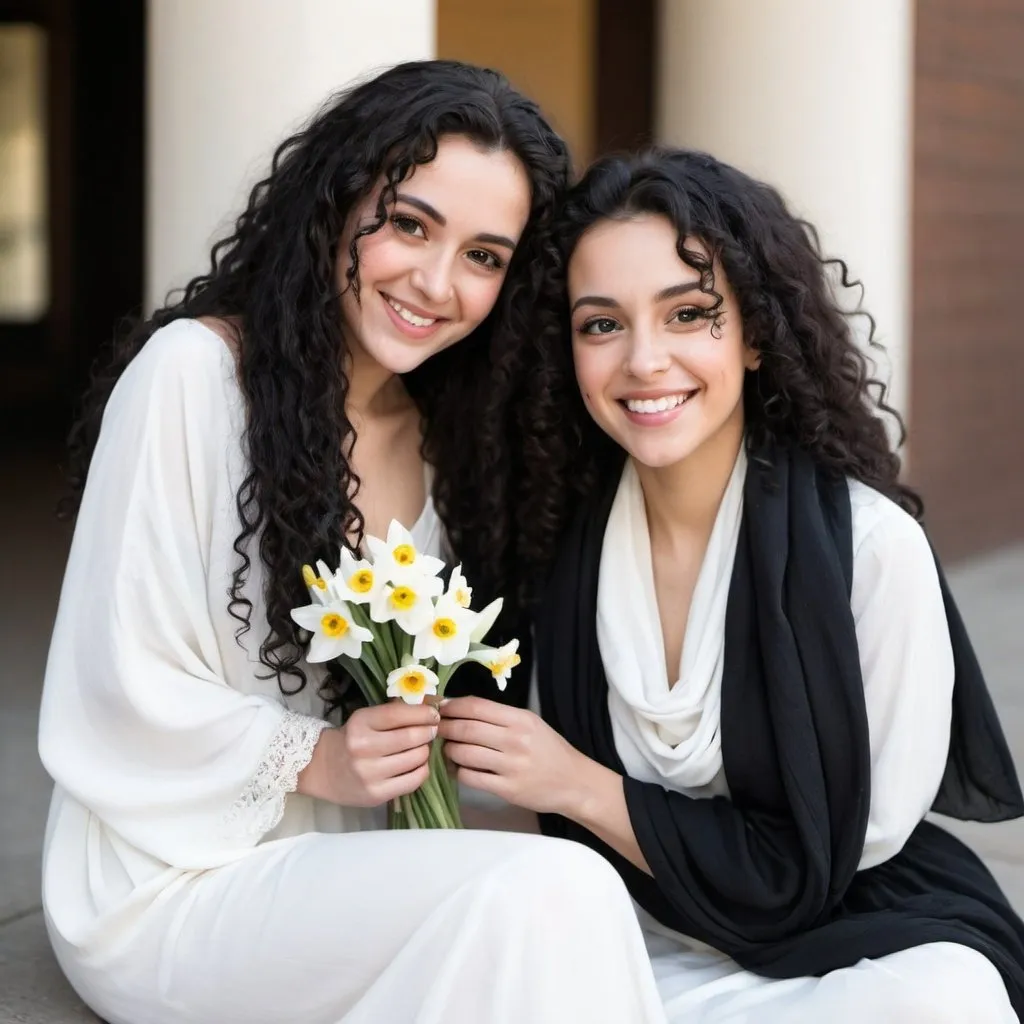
[
  {"x1": 465, "y1": 639, "x2": 521, "y2": 691},
  {"x1": 290, "y1": 601, "x2": 373, "y2": 662},
  {"x1": 386, "y1": 662, "x2": 440, "y2": 704},
  {"x1": 413, "y1": 593, "x2": 478, "y2": 666},
  {"x1": 446, "y1": 564, "x2": 473, "y2": 609},
  {"x1": 470, "y1": 597, "x2": 503, "y2": 642},
  {"x1": 370, "y1": 575, "x2": 443, "y2": 636},
  {"x1": 336, "y1": 549, "x2": 384, "y2": 605},
  {"x1": 365, "y1": 520, "x2": 445, "y2": 584},
  {"x1": 301, "y1": 562, "x2": 333, "y2": 606}
]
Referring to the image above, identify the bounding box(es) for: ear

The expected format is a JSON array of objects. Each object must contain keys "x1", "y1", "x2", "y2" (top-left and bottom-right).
[{"x1": 744, "y1": 347, "x2": 762, "y2": 371}]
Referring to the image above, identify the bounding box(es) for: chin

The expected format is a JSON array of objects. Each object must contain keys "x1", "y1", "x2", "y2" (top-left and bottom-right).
[
  {"x1": 368, "y1": 339, "x2": 448, "y2": 375},
  {"x1": 615, "y1": 430, "x2": 707, "y2": 470}
]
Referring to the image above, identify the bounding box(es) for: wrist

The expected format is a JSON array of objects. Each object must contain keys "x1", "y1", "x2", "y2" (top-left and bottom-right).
[
  {"x1": 561, "y1": 753, "x2": 622, "y2": 826},
  {"x1": 296, "y1": 725, "x2": 342, "y2": 803}
]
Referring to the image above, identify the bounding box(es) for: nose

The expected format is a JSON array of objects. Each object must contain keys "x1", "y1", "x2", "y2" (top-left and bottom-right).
[
  {"x1": 409, "y1": 251, "x2": 455, "y2": 307},
  {"x1": 622, "y1": 325, "x2": 671, "y2": 379}
]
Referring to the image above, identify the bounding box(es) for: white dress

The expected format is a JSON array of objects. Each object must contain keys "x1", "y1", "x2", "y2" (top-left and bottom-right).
[
  {"x1": 38, "y1": 319, "x2": 668, "y2": 1024},
  {"x1": 594, "y1": 449, "x2": 1019, "y2": 1023}
]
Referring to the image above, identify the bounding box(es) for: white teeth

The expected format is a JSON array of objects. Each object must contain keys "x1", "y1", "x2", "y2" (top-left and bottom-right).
[
  {"x1": 385, "y1": 295, "x2": 437, "y2": 327},
  {"x1": 624, "y1": 393, "x2": 693, "y2": 414}
]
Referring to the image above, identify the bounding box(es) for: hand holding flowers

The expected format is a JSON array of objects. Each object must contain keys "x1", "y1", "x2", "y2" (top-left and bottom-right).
[{"x1": 290, "y1": 521, "x2": 520, "y2": 829}]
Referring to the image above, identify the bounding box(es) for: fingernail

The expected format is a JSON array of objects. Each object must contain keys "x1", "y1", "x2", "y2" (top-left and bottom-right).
[
  {"x1": 440, "y1": 698, "x2": 451, "y2": 706},
  {"x1": 430, "y1": 726, "x2": 438, "y2": 739}
]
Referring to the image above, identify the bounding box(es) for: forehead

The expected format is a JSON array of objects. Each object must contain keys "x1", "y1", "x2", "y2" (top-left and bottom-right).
[
  {"x1": 399, "y1": 135, "x2": 531, "y2": 235},
  {"x1": 568, "y1": 215, "x2": 711, "y2": 293}
]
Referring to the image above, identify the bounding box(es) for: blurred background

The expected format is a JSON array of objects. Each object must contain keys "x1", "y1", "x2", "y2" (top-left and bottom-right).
[{"x1": 0, "y1": 2, "x2": 1021, "y2": 1020}]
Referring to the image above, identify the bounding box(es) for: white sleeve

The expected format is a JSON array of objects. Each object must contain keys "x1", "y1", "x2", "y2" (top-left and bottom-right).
[
  {"x1": 852, "y1": 496, "x2": 955, "y2": 869},
  {"x1": 38, "y1": 322, "x2": 327, "y2": 870}
]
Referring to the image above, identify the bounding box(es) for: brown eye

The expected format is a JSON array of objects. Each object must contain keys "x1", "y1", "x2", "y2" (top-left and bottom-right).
[
  {"x1": 466, "y1": 249, "x2": 504, "y2": 271},
  {"x1": 671, "y1": 307, "x2": 705, "y2": 324},
  {"x1": 580, "y1": 317, "x2": 620, "y2": 336},
  {"x1": 391, "y1": 214, "x2": 425, "y2": 237}
]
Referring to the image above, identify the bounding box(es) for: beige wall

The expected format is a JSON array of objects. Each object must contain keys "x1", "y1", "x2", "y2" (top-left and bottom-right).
[
  {"x1": 656, "y1": 0, "x2": 914, "y2": 428},
  {"x1": 437, "y1": 0, "x2": 595, "y2": 167},
  {"x1": 147, "y1": 0, "x2": 435, "y2": 310}
]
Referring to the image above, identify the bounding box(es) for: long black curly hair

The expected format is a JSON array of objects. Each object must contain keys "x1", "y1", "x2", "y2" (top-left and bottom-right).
[
  {"x1": 60, "y1": 60, "x2": 572, "y2": 705},
  {"x1": 525, "y1": 147, "x2": 922, "y2": 534}
]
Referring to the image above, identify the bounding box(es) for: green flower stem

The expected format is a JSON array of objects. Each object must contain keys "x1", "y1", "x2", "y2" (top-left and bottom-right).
[
  {"x1": 390, "y1": 738, "x2": 462, "y2": 829},
  {"x1": 339, "y1": 656, "x2": 381, "y2": 704},
  {"x1": 378, "y1": 620, "x2": 399, "y2": 670},
  {"x1": 359, "y1": 643, "x2": 388, "y2": 688}
]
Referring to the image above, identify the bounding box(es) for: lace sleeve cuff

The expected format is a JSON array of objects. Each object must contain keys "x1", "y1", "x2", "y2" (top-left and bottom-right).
[{"x1": 224, "y1": 710, "x2": 330, "y2": 839}]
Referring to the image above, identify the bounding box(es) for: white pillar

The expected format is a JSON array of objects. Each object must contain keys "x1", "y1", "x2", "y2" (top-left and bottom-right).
[
  {"x1": 147, "y1": 0, "x2": 435, "y2": 311},
  {"x1": 656, "y1": 0, "x2": 914, "y2": 426}
]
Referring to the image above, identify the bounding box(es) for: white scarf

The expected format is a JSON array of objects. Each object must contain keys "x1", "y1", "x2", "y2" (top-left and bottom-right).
[{"x1": 597, "y1": 447, "x2": 747, "y2": 797}]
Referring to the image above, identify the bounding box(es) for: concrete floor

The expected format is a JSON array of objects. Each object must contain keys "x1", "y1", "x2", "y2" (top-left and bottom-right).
[{"x1": 1, "y1": 448, "x2": 1022, "y2": 1022}]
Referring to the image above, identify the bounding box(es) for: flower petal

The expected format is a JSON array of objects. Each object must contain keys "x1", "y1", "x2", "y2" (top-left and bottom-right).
[
  {"x1": 291, "y1": 604, "x2": 327, "y2": 631},
  {"x1": 470, "y1": 598, "x2": 503, "y2": 642}
]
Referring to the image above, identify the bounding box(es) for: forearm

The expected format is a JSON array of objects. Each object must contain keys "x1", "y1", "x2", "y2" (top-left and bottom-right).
[
  {"x1": 564, "y1": 756, "x2": 651, "y2": 875},
  {"x1": 296, "y1": 725, "x2": 344, "y2": 803}
]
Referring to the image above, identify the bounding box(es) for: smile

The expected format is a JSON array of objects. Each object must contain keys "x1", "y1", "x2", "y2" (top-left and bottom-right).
[
  {"x1": 383, "y1": 293, "x2": 440, "y2": 328},
  {"x1": 622, "y1": 392, "x2": 697, "y2": 415}
]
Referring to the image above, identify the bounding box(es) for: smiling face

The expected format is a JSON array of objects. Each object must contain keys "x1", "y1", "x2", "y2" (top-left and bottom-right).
[
  {"x1": 337, "y1": 134, "x2": 532, "y2": 376},
  {"x1": 568, "y1": 214, "x2": 758, "y2": 470}
]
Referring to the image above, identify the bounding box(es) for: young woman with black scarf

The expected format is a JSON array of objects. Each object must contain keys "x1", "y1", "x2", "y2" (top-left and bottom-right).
[{"x1": 440, "y1": 148, "x2": 1024, "y2": 1022}]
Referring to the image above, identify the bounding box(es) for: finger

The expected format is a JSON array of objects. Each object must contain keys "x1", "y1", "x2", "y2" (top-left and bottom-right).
[
  {"x1": 445, "y1": 741, "x2": 504, "y2": 774},
  {"x1": 364, "y1": 700, "x2": 440, "y2": 731},
  {"x1": 370, "y1": 742, "x2": 431, "y2": 781},
  {"x1": 372, "y1": 723, "x2": 438, "y2": 756},
  {"x1": 456, "y1": 767, "x2": 508, "y2": 798},
  {"x1": 439, "y1": 696, "x2": 515, "y2": 726},
  {"x1": 375, "y1": 761, "x2": 431, "y2": 802},
  {"x1": 437, "y1": 717, "x2": 505, "y2": 750}
]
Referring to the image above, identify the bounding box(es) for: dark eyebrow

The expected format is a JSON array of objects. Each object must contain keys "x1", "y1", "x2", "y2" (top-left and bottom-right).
[
  {"x1": 570, "y1": 295, "x2": 620, "y2": 315},
  {"x1": 571, "y1": 281, "x2": 703, "y2": 316},
  {"x1": 395, "y1": 193, "x2": 445, "y2": 225},
  {"x1": 394, "y1": 194, "x2": 517, "y2": 251},
  {"x1": 654, "y1": 281, "x2": 703, "y2": 302},
  {"x1": 472, "y1": 232, "x2": 517, "y2": 251}
]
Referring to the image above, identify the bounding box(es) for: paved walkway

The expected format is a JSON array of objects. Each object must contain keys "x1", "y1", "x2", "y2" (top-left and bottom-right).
[{"x1": 1, "y1": 449, "x2": 1022, "y2": 1022}]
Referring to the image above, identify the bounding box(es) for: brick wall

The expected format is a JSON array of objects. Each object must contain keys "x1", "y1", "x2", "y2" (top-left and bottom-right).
[{"x1": 910, "y1": 0, "x2": 1024, "y2": 559}]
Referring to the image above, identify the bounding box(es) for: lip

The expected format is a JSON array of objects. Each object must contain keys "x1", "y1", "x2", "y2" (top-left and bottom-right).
[
  {"x1": 618, "y1": 389, "x2": 699, "y2": 427},
  {"x1": 619, "y1": 388, "x2": 695, "y2": 401},
  {"x1": 379, "y1": 291, "x2": 448, "y2": 338}
]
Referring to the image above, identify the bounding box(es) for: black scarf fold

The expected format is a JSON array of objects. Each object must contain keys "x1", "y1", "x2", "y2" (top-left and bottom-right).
[{"x1": 535, "y1": 444, "x2": 1024, "y2": 1010}]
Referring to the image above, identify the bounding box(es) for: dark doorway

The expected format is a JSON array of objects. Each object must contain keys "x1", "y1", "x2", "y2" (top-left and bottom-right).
[
  {"x1": 0, "y1": 0, "x2": 144, "y2": 445},
  {"x1": 593, "y1": 0, "x2": 656, "y2": 157}
]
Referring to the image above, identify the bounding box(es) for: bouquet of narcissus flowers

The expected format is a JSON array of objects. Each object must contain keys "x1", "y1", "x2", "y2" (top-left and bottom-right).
[{"x1": 290, "y1": 520, "x2": 520, "y2": 829}]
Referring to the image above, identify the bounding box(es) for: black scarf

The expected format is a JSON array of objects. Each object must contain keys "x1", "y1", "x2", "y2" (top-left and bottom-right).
[{"x1": 535, "y1": 444, "x2": 1024, "y2": 1011}]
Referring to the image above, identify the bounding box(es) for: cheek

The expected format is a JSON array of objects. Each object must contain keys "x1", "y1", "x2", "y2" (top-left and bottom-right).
[
  {"x1": 572, "y1": 344, "x2": 612, "y2": 406},
  {"x1": 459, "y1": 275, "x2": 505, "y2": 325}
]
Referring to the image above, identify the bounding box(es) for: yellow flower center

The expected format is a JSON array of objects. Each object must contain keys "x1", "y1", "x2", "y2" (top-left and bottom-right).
[
  {"x1": 432, "y1": 617, "x2": 457, "y2": 639},
  {"x1": 489, "y1": 653, "x2": 521, "y2": 677},
  {"x1": 321, "y1": 613, "x2": 349, "y2": 638},
  {"x1": 390, "y1": 586, "x2": 417, "y2": 610},
  {"x1": 454, "y1": 587, "x2": 471, "y2": 608},
  {"x1": 302, "y1": 564, "x2": 328, "y2": 591},
  {"x1": 397, "y1": 670, "x2": 427, "y2": 695},
  {"x1": 393, "y1": 544, "x2": 416, "y2": 566},
  {"x1": 349, "y1": 569, "x2": 374, "y2": 593}
]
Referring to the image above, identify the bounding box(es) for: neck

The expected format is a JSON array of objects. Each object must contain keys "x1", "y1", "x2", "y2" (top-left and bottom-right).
[
  {"x1": 634, "y1": 414, "x2": 744, "y2": 545},
  {"x1": 344, "y1": 335, "x2": 409, "y2": 423}
]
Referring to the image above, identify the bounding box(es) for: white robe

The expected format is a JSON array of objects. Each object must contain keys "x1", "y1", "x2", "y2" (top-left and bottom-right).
[
  {"x1": 594, "y1": 450, "x2": 1018, "y2": 1022},
  {"x1": 38, "y1": 317, "x2": 1017, "y2": 1023},
  {"x1": 38, "y1": 319, "x2": 666, "y2": 1024}
]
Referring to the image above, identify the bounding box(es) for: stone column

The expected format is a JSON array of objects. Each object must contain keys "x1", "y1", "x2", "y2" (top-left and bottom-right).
[{"x1": 146, "y1": 0, "x2": 435, "y2": 309}]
